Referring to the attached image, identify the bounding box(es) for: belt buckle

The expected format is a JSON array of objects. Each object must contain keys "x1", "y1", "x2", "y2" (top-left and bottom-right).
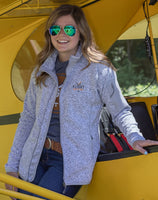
[{"x1": 47, "y1": 138, "x2": 52, "y2": 149}]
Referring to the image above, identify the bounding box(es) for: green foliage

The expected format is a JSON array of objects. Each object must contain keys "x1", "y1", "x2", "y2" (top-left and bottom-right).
[
  {"x1": 107, "y1": 39, "x2": 158, "y2": 97},
  {"x1": 122, "y1": 83, "x2": 158, "y2": 97},
  {"x1": 116, "y1": 59, "x2": 145, "y2": 89}
]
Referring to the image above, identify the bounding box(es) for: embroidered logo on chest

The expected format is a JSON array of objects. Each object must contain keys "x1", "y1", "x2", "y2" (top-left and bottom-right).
[{"x1": 73, "y1": 82, "x2": 84, "y2": 92}]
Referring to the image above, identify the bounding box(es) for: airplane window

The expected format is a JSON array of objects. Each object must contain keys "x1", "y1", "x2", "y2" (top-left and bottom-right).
[{"x1": 11, "y1": 24, "x2": 45, "y2": 101}]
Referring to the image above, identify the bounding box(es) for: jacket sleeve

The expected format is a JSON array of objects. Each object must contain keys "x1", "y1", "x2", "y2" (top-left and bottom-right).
[
  {"x1": 97, "y1": 65, "x2": 145, "y2": 147},
  {"x1": 5, "y1": 69, "x2": 37, "y2": 172}
]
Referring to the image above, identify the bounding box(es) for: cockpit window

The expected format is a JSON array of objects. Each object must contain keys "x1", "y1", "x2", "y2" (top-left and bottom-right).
[{"x1": 107, "y1": 39, "x2": 158, "y2": 97}]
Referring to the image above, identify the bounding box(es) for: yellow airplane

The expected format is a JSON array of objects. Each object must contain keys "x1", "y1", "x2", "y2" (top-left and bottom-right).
[{"x1": 0, "y1": 0, "x2": 158, "y2": 199}]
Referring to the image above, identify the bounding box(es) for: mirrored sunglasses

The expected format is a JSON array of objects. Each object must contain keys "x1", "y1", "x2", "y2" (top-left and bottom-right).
[{"x1": 49, "y1": 25, "x2": 76, "y2": 37}]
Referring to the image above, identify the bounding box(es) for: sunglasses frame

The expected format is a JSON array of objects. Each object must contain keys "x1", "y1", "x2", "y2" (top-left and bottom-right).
[{"x1": 49, "y1": 25, "x2": 76, "y2": 37}]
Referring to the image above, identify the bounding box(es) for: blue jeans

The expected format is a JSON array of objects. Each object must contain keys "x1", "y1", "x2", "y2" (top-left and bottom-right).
[{"x1": 18, "y1": 148, "x2": 81, "y2": 199}]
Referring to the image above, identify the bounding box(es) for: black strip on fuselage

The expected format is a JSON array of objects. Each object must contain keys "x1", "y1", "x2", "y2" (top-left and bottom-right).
[{"x1": 0, "y1": 113, "x2": 20, "y2": 125}]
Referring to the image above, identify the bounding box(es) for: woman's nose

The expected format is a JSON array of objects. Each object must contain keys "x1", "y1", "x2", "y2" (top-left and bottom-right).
[{"x1": 58, "y1": 28, "x2": 66, "y2": 36}]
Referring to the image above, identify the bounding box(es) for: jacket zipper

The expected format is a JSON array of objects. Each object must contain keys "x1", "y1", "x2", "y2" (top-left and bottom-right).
[{"x1": 28, "y1": 78, "x2": 59, "y2": 181}]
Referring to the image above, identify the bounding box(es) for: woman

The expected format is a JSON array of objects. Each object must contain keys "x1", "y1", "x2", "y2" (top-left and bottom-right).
[{"x1": 5, "y1": 4, "x2": 158, "y2": 199}]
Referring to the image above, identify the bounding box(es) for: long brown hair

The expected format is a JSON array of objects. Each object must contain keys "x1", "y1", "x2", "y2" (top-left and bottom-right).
[{"x1": 36, "y1": 4, "x2": 115, "y2": 85}]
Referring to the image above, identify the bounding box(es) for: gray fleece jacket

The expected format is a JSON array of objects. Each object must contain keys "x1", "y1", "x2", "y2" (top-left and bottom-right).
[{"x1": 5, "y1": 47, "x2": 145, "y2": 185}]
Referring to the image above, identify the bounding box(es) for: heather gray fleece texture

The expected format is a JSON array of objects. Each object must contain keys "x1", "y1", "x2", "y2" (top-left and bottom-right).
[{"x1": 5, "y1": 47, "x2": 145, "y2": 185}]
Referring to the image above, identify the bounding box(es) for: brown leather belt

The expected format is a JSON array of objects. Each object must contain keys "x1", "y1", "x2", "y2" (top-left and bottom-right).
[{"x1": 44, "y1": 138, "x2": 62, "y2": 154}]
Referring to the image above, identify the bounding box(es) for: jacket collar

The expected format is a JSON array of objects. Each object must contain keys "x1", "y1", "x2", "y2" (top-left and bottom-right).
[{"x1": 37, "y1": 45, "x2": 83, "y2": 77}]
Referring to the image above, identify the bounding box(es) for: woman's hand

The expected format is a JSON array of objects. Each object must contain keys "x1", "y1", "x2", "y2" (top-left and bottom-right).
[
  {"x1": 133, "y1": 139, "x2": 158, "y2": 155},
  {"x1": 5, "y1": 172, "x2": 19, "y2": 200}
]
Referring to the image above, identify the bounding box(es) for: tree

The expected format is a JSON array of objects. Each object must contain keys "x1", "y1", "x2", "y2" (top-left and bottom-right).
[{"x1": 106, "y1": 39, "x2": 157, "y2": 96}]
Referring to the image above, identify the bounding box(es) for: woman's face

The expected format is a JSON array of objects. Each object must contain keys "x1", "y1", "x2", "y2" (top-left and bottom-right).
[{"x1": 50, "y1": 15, "x2": 80, "y2": 62}]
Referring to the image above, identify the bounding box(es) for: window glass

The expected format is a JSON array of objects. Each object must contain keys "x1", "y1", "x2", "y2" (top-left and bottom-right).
[{"x1": 11, "y1": 23, "x2": 45, "y2": 101}]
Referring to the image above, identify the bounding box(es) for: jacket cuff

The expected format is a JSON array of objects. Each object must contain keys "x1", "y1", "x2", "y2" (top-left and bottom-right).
[
  {"x1": 5, "y1": 164, "x2": 18, "y2": 173},
  {"x1": 127, "y1": 132, "x2": 145, "y2": 147}
]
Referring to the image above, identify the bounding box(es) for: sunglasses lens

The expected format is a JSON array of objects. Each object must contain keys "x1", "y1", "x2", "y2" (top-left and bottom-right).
[
  {"x1": 64, "y1": 25, "x2": 76, "y2": 36},
  {"x1": 49, "y1": 25, "x2": 61, "y2": 36}
]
